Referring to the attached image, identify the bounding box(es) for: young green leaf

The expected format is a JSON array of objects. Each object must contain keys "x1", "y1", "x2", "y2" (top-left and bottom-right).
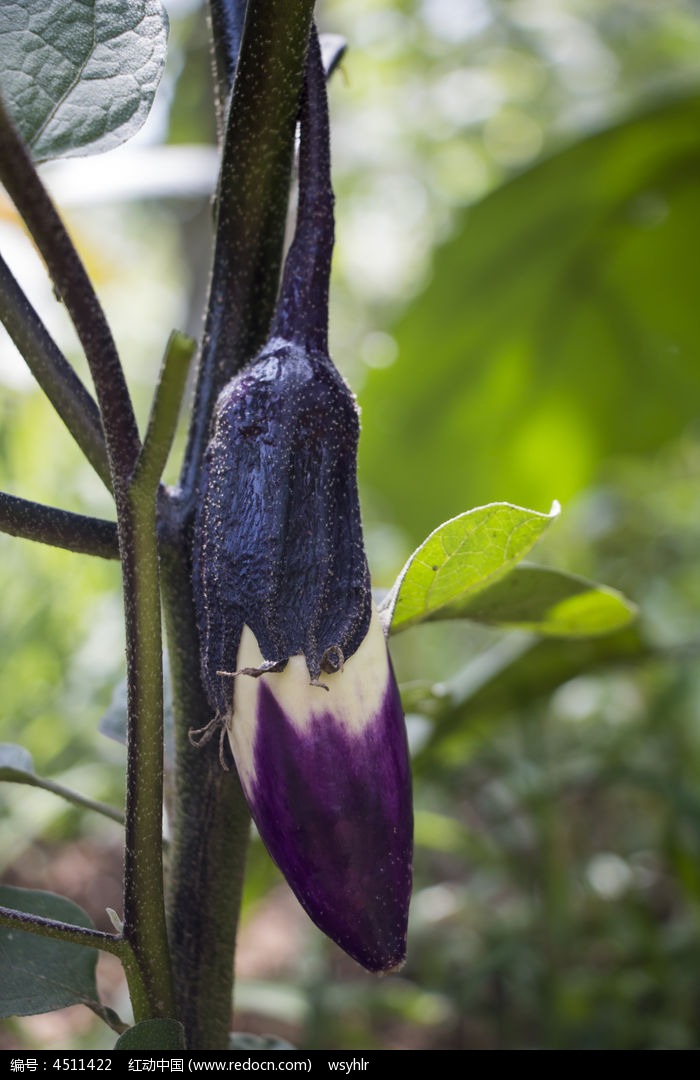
[
  {"x1": 382, "y1": 501, "x2": 560, "y2": 633},
  {"x1": 115, "y1": 1019, "x2": 186, "y2": 1051},
  {"x1": 0, "y1": 0, "x2": 168, "y2": 162},
  {"x1": 428, "y1": 563, "x2": 637, "y2": 637},
  {"x1": 0, "y1": 886, "x2": 99, "y2": 1017}
]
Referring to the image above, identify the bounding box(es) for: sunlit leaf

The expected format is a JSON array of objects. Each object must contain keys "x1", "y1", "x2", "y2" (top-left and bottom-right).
[
  {"x1": 433, "y1": 563, "x2": 637, "y2": 637},
  {"x1": 0, "y1": 0, "x2": 169, "y2": 161},
  {"x1": 0, "y1": 886, "x2": 99, "y2": 1017},
  {"x1": 115, "y1": 1019, "x2": 186, "y2": 1051},
  {"x1": 383, "y1": 501, "x2": 560, "y2": 633}
]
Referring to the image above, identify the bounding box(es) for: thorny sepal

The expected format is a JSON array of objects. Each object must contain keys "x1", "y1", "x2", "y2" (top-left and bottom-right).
[{"x1": 193, "y1": 338, "x2": 371, "y2": 711}]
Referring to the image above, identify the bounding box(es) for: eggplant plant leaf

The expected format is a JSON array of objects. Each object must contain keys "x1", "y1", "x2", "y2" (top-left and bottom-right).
[
  {"x1": 0, "y1": 886, "x2": 99, "y2": 1017},
  {"x1": 0, "y1": 742, "x2": 35, "y2": 780},
  {"x1": 115, "y1": 1019, "x2": 186, "y2": 1051},
  {"x1": 0, "y1": 0, "x2": 168, "y2": 161},
  {"x1": 432, "y1": 562, "x2": 637, "y2": 637},
  {"x1": 382, "y1": 501, "x2": 560, "y2": 633},
  {"x1": 412, "y1": 625, "x2": 650, "y2": 763}
]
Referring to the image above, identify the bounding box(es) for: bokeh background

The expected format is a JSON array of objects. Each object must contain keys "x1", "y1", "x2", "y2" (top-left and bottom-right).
[{"x1": 2, "y1": 0, "x2": 700, "y2": 1050}]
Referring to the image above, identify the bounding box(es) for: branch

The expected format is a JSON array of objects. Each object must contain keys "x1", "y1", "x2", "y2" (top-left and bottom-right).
[
  {"x1": 132, "y1": 331, "x2": 195, "y2": 494},
  {"x1": 0, "y1": 94, "x2": 140, "y2": 488},
  {"x1": 0, "y1": 253, "x2": 111, "y2": 489},
  {"x1": 0, "y1": 905, "x2": 124, "y2": 956},
  {"x1": 179, "y1": 0, "x2": 316, "y2": 512},
  {"x1": 207, "y1": 0, "x2": 249, "y2": 132},
  {"x1": 3, "y1": 772, "x2": 124, "y2": 824},
  {"x1": 0, "y1": 491, "x2": 119, "y2": 559}
]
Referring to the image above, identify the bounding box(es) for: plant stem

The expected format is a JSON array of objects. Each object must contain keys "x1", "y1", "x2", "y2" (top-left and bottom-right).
[
  {"x1": 0, "y1": 905, "x2": 124, "y2": 955},
  {"x1": 161, "y1": 1, "x2": 317, "y2": 1050},
  {"x1": 0, "y1": 94, "x2": 140, "y2": 487},
  {"x1": 160, "y1": 533, "x2": 250, "y2": 1050},
  {"x1": 180, "y1": 0, "x2": 316, "y2": 512},
  {"x1": 0, "y1": 252, "x2": 111, "y2": 489},
  {"x1": 207, "y1": 0, "x2": 248, "y2": 133},
  {"x1": 119, "y1": 494, "x2": 174, "y2": 1021},
  {"x1": 133, "y1": 332, "x2": 195, "y2": 493},
  {"x1": 0, "y1": 491, "x2": 119, "y2": 558},
  {"x1": 4, "y1": 773, "x2": 123, "y2": 824},
  {"x1": 120, "y1": 341, "x2": 193, "y2": 1022}
]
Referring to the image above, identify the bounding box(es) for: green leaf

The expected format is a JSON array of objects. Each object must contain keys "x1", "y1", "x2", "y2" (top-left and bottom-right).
[
  {"x1": 0, "y1": 886, "x2": 99, "y2": 1017},
  {"x1": 433, "y1": 563, "x2": 637, "y2": 637},
  {"x1": 0, "y1": 742, "x2": 35, "y2": 780},
  {"x1": 359, "y1": 93, "x2": 700, "y2": 542},
  {"x1": 383, "y1": 501, "x2": 560, "y2": 633},
  {"x1": 415, "y1": 626, "x2": 649, "y2": 761},
  {"x1": 0, "y1": 0, "x2": 168, "y2": 162},
  {"x1": 115, "y1": 1018, "x2": 186, "y2": 1051}
]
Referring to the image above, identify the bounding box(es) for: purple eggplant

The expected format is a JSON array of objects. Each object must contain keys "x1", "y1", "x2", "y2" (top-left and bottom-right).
[{"x1": 192, "y1": 26, "x2": 412, "y2": 972}]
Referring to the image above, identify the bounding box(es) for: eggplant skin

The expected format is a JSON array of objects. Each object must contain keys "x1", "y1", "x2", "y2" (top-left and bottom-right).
[
  {"x1": 232, "y1": 609, "x2": 413, "y2": 974},
  {"x1": 192, "y1": 338, "x2": 372, "y2": 717}
]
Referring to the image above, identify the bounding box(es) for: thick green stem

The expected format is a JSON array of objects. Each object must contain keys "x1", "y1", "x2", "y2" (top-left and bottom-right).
[
  {"x1": 120, "y1": 339, "x2": 192, "y2": 1021},
  {"x1": 120, "y1": 492, "x2": 175, "y2": 1022},
  {"x1": 161, "y1": 534, "x2": 250, "y2": 1050}
]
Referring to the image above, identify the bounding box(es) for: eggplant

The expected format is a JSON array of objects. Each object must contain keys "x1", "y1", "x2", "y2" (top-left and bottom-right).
[{"x1": 192, "y1": 26, "x2": 413, "y2": 973}]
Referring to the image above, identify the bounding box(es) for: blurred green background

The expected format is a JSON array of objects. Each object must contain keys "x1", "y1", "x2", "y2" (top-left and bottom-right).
[{"x1": 2, "y1": 0, "x2": 700, "y2": 1050}]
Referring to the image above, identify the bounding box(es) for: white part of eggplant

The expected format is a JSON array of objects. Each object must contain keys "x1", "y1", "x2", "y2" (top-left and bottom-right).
[{"x1": 228, "y1": 607, "x2": 389, "y2": 793}]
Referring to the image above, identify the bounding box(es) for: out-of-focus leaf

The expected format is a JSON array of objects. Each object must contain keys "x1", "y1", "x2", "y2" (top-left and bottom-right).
[
  {"x1": 0, "y1": 886, "x2": 98, "y2": 1017},
  {"x1": 434, "y1": 563, "x2": 637, "y2": 637},
  {"x1": 383, "y1": 501, "x2": 559, "y2": 633},
  {"x1": 0, "y1": 743, "x2": 35, "y2": 779},
  {"x1": 115, "y1": 1019, "x2": 186, "y2": 1051},
  {"x1": 231, "y1": 1033, "x2": 297, "y2": 1050},
  {"x1": 0, "y1": 0, "x2": 168, "y2": 161},
  {"x1": 359, "y1": 93, "x2": 700, "y2": 542},
  {"x1": 100, "y1": 669, "x2": 174, "y2": 767},
  {"x1": 414, "y1": 625, "x2": 650, "y2": 760}
]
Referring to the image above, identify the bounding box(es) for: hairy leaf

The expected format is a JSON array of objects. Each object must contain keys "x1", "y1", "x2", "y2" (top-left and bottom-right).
[
  {"x1": 0, "y1": 886, "x2": 98, "y2": 1017},
  {"x1": 115, "y1": 1019, "x2": 186, "y2": 1051},
  {"x1": 0, "y1": 0, "x2": 168, "y2": 161}
]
